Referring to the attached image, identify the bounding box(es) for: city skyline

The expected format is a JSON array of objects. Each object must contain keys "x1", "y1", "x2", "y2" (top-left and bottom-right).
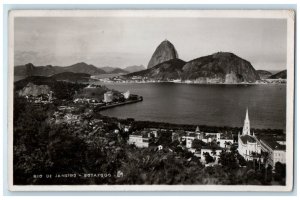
[{"x1": 15, "y1": 17, "x2": 287, "y2": 71}]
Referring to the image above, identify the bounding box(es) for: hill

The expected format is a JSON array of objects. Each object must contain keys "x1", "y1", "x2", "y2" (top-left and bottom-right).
[
  {"x1": 14, "y1": 76, "x2": 87, "y2": 100},
  {"x1": 14, "y1": 62, "x2": 106, "y2": 77},
  {"x1": 127, "y1": 52, "x2": 260, "y2": 83},
  {"x1": 15, "y1": 63, "x2": 59, "y2": 77},
  {"x1": 100, "y1": 66, "x2": 117, "y2": 73},
  {"x1": 123, "y1": 65, "x2": 146, "y2": 73},
  {"x1": 147, "y1": 40, "x2": 179, "y2": 69},
  {"x1": 51, "y1": 72, "x2": 91, "y2": 82},
  {"x1": 62, "y1": 62, "x2": 106, "y2": 75},
  {"x1": 257, "y1": 70, "x2": 273, "y2": 79},
  {"x1": 14, "y1": 76, "x2": 57, "y2": 91},
  {"x1": 110, "y1": 68, "x2": 129, "y2": 74},
  {"x1": 269, "y1": 70, "x2": 287, "y2": 79},
  {"x1": 180, "y1": 52, "x2": 260, "y2": 83},
  {"x1": 126, "y1": 59, "x2": 186, "y2": 80},
  {"x1": 18, "y1": 82, "x2": 51, "y2": 97}
]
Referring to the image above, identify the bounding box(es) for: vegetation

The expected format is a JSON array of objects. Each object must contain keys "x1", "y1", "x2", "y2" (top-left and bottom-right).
[{"x1": 13, "y1": 80, "x2": 286, "y2": 186}]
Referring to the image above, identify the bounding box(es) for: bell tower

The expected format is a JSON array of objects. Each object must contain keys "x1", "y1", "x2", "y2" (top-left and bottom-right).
[{"x1": 242, "y1": 108, "x2": 251, "y2": 135}]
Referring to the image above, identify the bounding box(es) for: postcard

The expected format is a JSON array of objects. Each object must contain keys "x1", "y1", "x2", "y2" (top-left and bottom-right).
[{"x1": 8, "y1": 9, "x2": 295, "y2": 191}]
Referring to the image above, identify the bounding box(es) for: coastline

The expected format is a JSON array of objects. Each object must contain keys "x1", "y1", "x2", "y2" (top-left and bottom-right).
[{"x1": 93, "y1": 79, "x2": 286, "y2": 86}]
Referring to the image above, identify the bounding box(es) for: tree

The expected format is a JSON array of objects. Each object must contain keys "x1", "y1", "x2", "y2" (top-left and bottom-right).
[
  {"x1": 274, "y1": 162, "x2": 286, "y2": 184},
  {"x1": 204, "y1": 152, "x2": 214, "y2": 164},
  {"x1": 219, "y1": 151, "x2": 239, "y2": 169},
  {"x1": 192, "y1": 139, "x2": 206, "y2": 149},
  {"x1": 236, "y1": 152, "x2": 247, "y2": 166}
]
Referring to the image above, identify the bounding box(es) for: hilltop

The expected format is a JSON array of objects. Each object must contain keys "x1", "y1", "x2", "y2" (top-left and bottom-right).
[{"x1": 147, "y1": 40, "x2": 179, "y2": 69}]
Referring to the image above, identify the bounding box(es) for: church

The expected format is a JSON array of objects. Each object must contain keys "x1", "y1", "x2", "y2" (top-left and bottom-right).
[{"x1": 238, "y1": 109, "x2": 261, "y2": 161}]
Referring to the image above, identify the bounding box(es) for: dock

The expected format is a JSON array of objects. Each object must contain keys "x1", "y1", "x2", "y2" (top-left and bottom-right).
[{"x1": 95, "y1": 97, "x2": 143, "y2": 111}]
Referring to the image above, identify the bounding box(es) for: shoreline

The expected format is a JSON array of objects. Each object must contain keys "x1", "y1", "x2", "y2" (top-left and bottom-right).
[
  {"x1": 98, "y1": 113, "x2": 286, "y2": 133},
  {"x1": 94, "y1": 80, "x2": 286, "y2": 86}
]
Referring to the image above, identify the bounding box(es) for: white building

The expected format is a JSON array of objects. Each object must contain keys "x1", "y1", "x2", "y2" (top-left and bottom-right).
[
  {"x1": 200, "y1": 146, "x2": 223, "y2": 163},
  {"x1": 238, "y1": 109, "x2": 261, "y2": 161},
  {"x1": 218, "y1": 133, "x2": 234, "y2": 148},
  {"x1": 122, "y1": 90, "x2": 130, "y2": 99},
  {"x1": 103, "y1": 91, "x2": 114, "y2": 103},
  {"x1": 182, "y1": 134, "x2": 197, "y2": 148},
  {"x1": 128, "y1": 135, "x2": 149, "y2": 148},
  {"x1": 260, "y1": 138, "x2": 286, "y2": 167}
]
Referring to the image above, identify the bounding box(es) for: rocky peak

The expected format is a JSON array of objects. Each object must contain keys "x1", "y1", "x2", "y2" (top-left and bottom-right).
[{"x1": 147, "y1": 40, "x2": 178, "y2": 69}]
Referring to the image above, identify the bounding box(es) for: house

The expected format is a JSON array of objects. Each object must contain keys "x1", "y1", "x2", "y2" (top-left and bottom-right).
[
  {"x1": 103, "y1": 91, "x2": 114, "y2": 103},
  {"x1": 158, "y1": 145, "x2": 163, "y2": 151},
  {"x1": 218, "y1": 132, "x2": 234, "y2": 148},
  {"x1": 260, "y1": 138, "x2": 286, "y2": 167},
  {"x1": 200, "y1": 146, "x2": 223, "y2": 163},
  {"x1": 195, "y1": 126, "x2": 205, "y2": 140},
  {"x1": 128, "y1": 135, "x2": 149, "y2": 148},
  {"x1": 182, "y1": 134, "x2": 196, "y2": 148}
]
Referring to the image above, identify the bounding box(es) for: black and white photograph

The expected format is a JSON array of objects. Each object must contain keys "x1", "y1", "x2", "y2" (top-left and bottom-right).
[{"x1": 8, "y1": 10, "x2": 295, "y2": 191}]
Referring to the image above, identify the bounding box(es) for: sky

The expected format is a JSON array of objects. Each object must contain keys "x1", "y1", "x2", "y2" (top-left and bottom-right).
[{"x1": 14, "y1": 17, "x2": 287, "y2": 70}]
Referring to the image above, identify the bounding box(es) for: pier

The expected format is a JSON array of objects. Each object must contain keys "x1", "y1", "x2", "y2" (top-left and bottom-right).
[{"x1": 95, "y1": 96, "x2": 143, "y2": 111}]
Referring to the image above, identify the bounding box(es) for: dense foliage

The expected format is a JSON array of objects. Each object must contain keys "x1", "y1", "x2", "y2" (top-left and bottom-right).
[{"x1": 13, "y1": 79, "x2": 286, "y2": 185}]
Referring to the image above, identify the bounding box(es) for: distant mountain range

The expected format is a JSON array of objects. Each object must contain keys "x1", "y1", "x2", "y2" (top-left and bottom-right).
[
  {"x1": 100, "y1": 65, "x2": 145, "y2": 74},
  {"x1": 15, "y1": 62, "x2": 146, "y2": 79},
  {"x1": 14, "y1": 39, "x2": 286, "y2": 84},
  {"x1": 15, "y1": 62, "x2": 106, "y2": 77}
]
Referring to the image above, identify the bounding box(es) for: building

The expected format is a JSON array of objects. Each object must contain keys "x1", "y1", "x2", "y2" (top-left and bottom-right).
[
  {"x1": 218, "y1": 132, "x2": 234, "y2": 148},
  {"x1": 238, "y1": 109, "x2": 261, "y2": 161},
  {"x1": 48, "y1": 91, "x2": 53, "y2": 102},
  {"x1": 128, "y1": 135, "x2": 149, "y2": 148},
  {"x1": 200, "y1": 146, "x2": 223, "y2": 163},
  {"x1": 122, "y1": 90, "x2": 130, "y2": 99},
  {"x1": 260, "y1": 138, "x2": 286, "y2": 167},
  {"x1": 103, "y1": 91, "x2": 114, "y2": 103},
  {"x1": 195, "y1": 126, "x2": 205, "y2": 140}
]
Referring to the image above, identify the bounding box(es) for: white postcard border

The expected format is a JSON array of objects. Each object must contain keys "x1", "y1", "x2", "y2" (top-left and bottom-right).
[{"x1": 7, "y1": 9, "x2": 295, "y2": 192}]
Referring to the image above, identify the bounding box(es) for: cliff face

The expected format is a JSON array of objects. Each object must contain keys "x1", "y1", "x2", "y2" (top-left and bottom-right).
[
  {"x1": 147, "y1": 40, "x2": 179, "y2": 69},
  {"x1": 18, "y1": 82, "x2": 51, "y2": 97},
  {"x1": 181, "y1": 52, "x2": 260, "y2": 83}
]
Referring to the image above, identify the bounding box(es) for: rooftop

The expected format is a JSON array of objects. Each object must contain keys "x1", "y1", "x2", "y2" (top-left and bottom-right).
[
  {"x1": 240, "y1": 135, "x2": 257, "y2": 144},
  {"x1": 260, "y1": 138, "x2": 286, "y2": 151}
]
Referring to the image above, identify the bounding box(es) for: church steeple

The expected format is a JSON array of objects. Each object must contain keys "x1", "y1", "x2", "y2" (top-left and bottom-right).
[{"x1": 242, "y1": 108, "x2": 251, "y2": 135}]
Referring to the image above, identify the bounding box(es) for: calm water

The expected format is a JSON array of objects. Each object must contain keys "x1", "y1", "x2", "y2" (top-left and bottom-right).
[{"x1": 99, "y1": 83, "x2": 286, "y2": 130}]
